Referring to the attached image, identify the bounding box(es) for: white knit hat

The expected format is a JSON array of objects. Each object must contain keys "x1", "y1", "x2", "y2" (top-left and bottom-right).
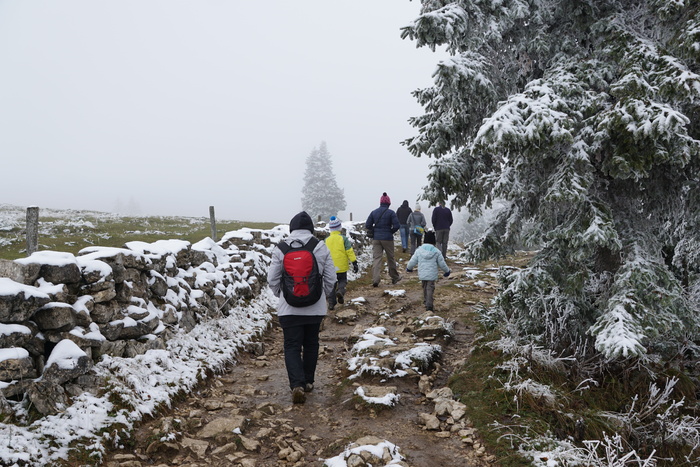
[{"x1": 329, "y1": 216, "x2": 342, "y2": 231}]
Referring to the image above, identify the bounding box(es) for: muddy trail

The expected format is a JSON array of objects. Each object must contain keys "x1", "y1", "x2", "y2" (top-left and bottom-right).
[{"x1": 101, "y1": 249, "x2": 501, "y2": 467}]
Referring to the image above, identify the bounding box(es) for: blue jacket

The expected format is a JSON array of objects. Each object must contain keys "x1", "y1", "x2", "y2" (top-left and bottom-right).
[
  {"x1": 406, "y1": 243, "x2": 450, "y2": 281},
  {"x1": 366, "y1": 204, "x2": 400, "y2": 241},
  {"x1": 431, "y1": 206, "x2": 453, "y2": 230}
]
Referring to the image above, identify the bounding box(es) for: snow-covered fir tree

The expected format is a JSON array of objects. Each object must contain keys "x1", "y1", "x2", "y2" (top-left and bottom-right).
[
  {"x1": 402, "y1": 0, "x2": 700, "y2": 360},
  {"x1": 301, "y1": 142, "x2": 347, "y2": 222}
]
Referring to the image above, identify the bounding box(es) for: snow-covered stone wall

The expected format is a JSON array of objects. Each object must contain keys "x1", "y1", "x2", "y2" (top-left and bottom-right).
[{"x1": 0, "y1": 227, "x2": 285, "y2": 415}]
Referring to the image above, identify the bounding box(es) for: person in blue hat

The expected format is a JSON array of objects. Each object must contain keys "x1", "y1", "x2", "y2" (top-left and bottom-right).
[{"x1": 324, "y1": 216, "x2": 359, "y2": 310}]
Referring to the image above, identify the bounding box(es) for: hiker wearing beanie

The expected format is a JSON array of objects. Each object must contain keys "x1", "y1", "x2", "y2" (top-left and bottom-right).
[
  {"x1": 396, "y1": 200, "x2": 412, "y2": 253},
  {"x1": 267, "y1": 211, "x2": 337, "y2": 404},
  {"x1": 365, "y1": 192, "x2": 402, "y2": 287},
  {"x1": 406, "y1": 230, "x2": 451, "y2": 312},
  {"x1": 407, "y1": 203, "x2": 427, "y2": 255},
  {"x1": 324, "y1": 216, "x2": 359, "y2": 310}
]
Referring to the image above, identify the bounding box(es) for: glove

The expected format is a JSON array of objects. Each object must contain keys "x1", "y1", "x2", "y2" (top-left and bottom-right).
[
  {"x1": 352, "y1": 262, "x2": 359, "y2": 274},
  {"x1": 443, "y1": 271, "x2": 451, "y2": 278},
  {"x1": 406, "y1": 268, "x2": 413, "y2": 273}
]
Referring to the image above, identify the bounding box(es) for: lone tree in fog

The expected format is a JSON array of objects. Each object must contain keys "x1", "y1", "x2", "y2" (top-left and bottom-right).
[
  {"x1": 301, "y1": 141, "x2": 346, "y2": 222},
  {"x1": 403, "y1": 1, "x2": 700, "y2": 360}
]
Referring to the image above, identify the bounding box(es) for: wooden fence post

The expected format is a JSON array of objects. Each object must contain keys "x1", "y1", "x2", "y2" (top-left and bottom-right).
[
  {"x1": 26, "y1": 206, "x2": 39, "y2": 256},
  {"x1": 209, "y1": 206, "x2": 217, "y2": 242}
]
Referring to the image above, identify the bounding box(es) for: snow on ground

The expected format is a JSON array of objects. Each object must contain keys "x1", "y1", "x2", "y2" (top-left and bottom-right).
[
  {"x1": 384, "y1": 289, "x2": 406, "y2": 297},
  {"x1": 347, "y1": 326, "x2": 441, "y2": 380},
  {"x1": 0, "y1": 289, "x2": 276, "y2": 465},
  {"x1": 322, "y1": 439, "x2": 405, "y2": 466},
  {"x1": 354, "y1": 386, "x2": 400, "y2": 407}
]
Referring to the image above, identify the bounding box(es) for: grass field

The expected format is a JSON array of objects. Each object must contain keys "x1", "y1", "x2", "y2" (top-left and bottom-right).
[{"x1": 0, "y1": 204, "x2": 277, "y2": 260}]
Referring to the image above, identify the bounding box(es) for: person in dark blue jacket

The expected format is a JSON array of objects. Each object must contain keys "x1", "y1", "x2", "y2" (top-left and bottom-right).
[
  {"x1": 365, "y1": 192, "x2": 402, "y2": 287},
  {"x1": 431, "y1": 201, "x2": 454, "y2": 258}
]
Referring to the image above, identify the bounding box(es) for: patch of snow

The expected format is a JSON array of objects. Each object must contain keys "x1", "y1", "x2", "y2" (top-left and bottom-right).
[
  {"x1": 0, "y1": 278, "x2": 49, "y2": 299},
  {"x1": 354, "y1": 386, "x2": 400, "y2": 407},
  {"x1": 45, "y1": 340, "x2": 87, "y2": 370},
  {"x1": 0, "y1": 347, "x2": 29, "y2": 362}
]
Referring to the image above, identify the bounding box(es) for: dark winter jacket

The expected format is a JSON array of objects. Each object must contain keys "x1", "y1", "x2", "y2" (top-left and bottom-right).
[
  {"x1": 431, "y1": 206, "x2": 453, "y2": 231},
  {"x1": 365, "y1": 204, "x2": 400, "y2": 241},
  {"x1": 396, "y1": 201, "x2": 412, "y2": 225}
]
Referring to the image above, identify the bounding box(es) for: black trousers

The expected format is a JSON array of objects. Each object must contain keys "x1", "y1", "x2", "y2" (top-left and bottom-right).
[{"x1": 279, "y1": 317, "x2": 323, "y2": 389}]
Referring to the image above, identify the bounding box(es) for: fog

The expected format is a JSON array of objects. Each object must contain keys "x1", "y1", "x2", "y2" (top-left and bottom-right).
[{"x1": 0, "y1": 1, "x2": 444, "y2": 224}]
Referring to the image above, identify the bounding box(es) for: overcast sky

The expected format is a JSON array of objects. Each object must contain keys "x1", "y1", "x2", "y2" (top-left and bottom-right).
[{"x1": 0, "y1": 1, "x2": 444, "y2": 224}]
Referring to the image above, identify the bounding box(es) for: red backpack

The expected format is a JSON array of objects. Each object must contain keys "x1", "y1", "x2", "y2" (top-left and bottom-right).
[{"x1": 277, "y1": 237, "x2": 323, "y2": 307}]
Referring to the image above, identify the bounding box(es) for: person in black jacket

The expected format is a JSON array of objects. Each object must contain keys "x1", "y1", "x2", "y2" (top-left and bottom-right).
[
  {"x1": 396, "y1": 200, "x2": 412, "y2": 253},
  {"x1": 365, "y1": 192, "x2": 402, "y2": 287}
]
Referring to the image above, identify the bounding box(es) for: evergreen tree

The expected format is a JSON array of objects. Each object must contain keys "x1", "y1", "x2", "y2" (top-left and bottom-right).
[
  {"x1": 402, "y1": 1, "x2": 700, "y2": 359},
  {"x1": 301, "y1": 142, "x2": 347, "y2": 222}
]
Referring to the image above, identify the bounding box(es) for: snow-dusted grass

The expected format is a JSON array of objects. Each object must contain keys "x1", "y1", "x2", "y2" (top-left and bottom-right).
[
  {"x1": 0, "y1": 204, "x2": 276, "y2": 260},
  {"x1": 459, "y1": 321, "x2": 700, "y2": 466}
]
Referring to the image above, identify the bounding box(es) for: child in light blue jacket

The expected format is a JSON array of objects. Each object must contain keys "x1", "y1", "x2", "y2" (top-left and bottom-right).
[{"x1": 406, "y1": 230, "x2": 450, "y2": 311}]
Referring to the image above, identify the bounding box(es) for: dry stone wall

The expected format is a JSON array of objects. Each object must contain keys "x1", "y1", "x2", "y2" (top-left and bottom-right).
[
  {"x1": 0, "y1": 227, "x2": 281, "y2": 416},
  {"x1": 0, "y1": 223, "x2": 370, "y2": 419}
]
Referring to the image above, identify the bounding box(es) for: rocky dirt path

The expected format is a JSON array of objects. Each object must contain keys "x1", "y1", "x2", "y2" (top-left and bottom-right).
[{"x1": 101, "y1": 249, "x2": 500, "y2": 467}]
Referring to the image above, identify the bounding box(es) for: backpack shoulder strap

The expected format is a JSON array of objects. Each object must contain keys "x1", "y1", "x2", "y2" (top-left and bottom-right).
[
  {"x1": 277, "y1": 241, "x2": 291, "y2": 254},
  {"x1": 305, "y1": 236, "x2": 319, "y2": 251},
  {"x1": 375, "y1": 208, "x2": 388, "y2": 224}
]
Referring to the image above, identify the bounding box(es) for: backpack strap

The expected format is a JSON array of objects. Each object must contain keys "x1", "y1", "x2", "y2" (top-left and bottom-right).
[
  {"x1": 277, "y1": 236, "x2": 318, "y2": 253},
  {"x1": 373, "y1": 208, "x2": 389, "y2": 226},
  {"x1": 305, "y1": 236, "x2": 319, "y2": 251}
]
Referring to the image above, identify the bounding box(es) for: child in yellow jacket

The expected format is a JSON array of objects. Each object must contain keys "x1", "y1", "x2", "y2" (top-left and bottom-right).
[{"x1": 325, "y1": 216, "x2": 359, "y2": 310}]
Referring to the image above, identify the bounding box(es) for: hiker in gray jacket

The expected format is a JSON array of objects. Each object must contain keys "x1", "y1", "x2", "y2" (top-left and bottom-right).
[
  {"x1": 407, "y1": 204, "x2": 427, "y2": 255},
  {"x1": 406, "y1": 231, "x2": 450, "y2": 311},
  {"x1": 267, "y1": 211, "x2": 336, "y2": 404}
]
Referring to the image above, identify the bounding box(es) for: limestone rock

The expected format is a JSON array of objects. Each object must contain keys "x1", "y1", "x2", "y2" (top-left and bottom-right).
[
  {"x1": 335, "y1": 309, "x2": 359, "y2": 322},
  {"x1": 239, "y1": 435, "x2": 260, "y2": 452},
  {"x1": 39, "y1": 261, "x2": 82, "y2": 285},
  {"x1": 0, "y1": 348, "x2": 37, "y2": 381},
  {"x1": 198, "y1": 415, "x2": 248, "y2": 439},
  {"x1": 0, "y1": 259, "x2": 41, "y2": 285},
  {"x1": 418, "y1": 413, "x2": 441, "y2": 430},
  {"x1": 32, "y1": 302, "x2": 77, "y2": 332},
  {"x1": 26, "y1": 380, "x2": 68, "y2": 416},
  {"x1": 0, "y1": 323, "x2": 44, "y2": 356},
  {"x1": 99, "y1": 320, "x2": 125, "y2": 341},
  {"x1": 91, "y1": 300, "x2": 120, "y2": 324},
  {"x1": 0, "y1": 278, "x2": 51, "y2": 323},
  {"x1": 181, "y1": 437, "x2": 209, "y2": 459},
  {"x1": 43, "y1": 339, "x2": 93, "y2": 385},
  {"x1": 0, "y1": 392, "x2": 11, "y2": 416}
]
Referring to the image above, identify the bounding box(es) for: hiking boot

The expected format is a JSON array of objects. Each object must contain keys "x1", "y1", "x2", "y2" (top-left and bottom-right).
[
  {"x1": 392, "y1": 275, "x2": 403, "y2": 285},
  {"x1": 329, "y1": 304, "x2": 335, "y2": 311},
  {"x1": 372, "y1": 283, "x2": 379, "y2": 287},
  {"x1": 292, "y1": 387, "x2": 306, "y2": 404},
  {"x1": 336, "y1": 292, "x2": 344, "y2": 304},
  {"x1": 304, "y1": 383, "x2": 314, "y2": 392}
]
